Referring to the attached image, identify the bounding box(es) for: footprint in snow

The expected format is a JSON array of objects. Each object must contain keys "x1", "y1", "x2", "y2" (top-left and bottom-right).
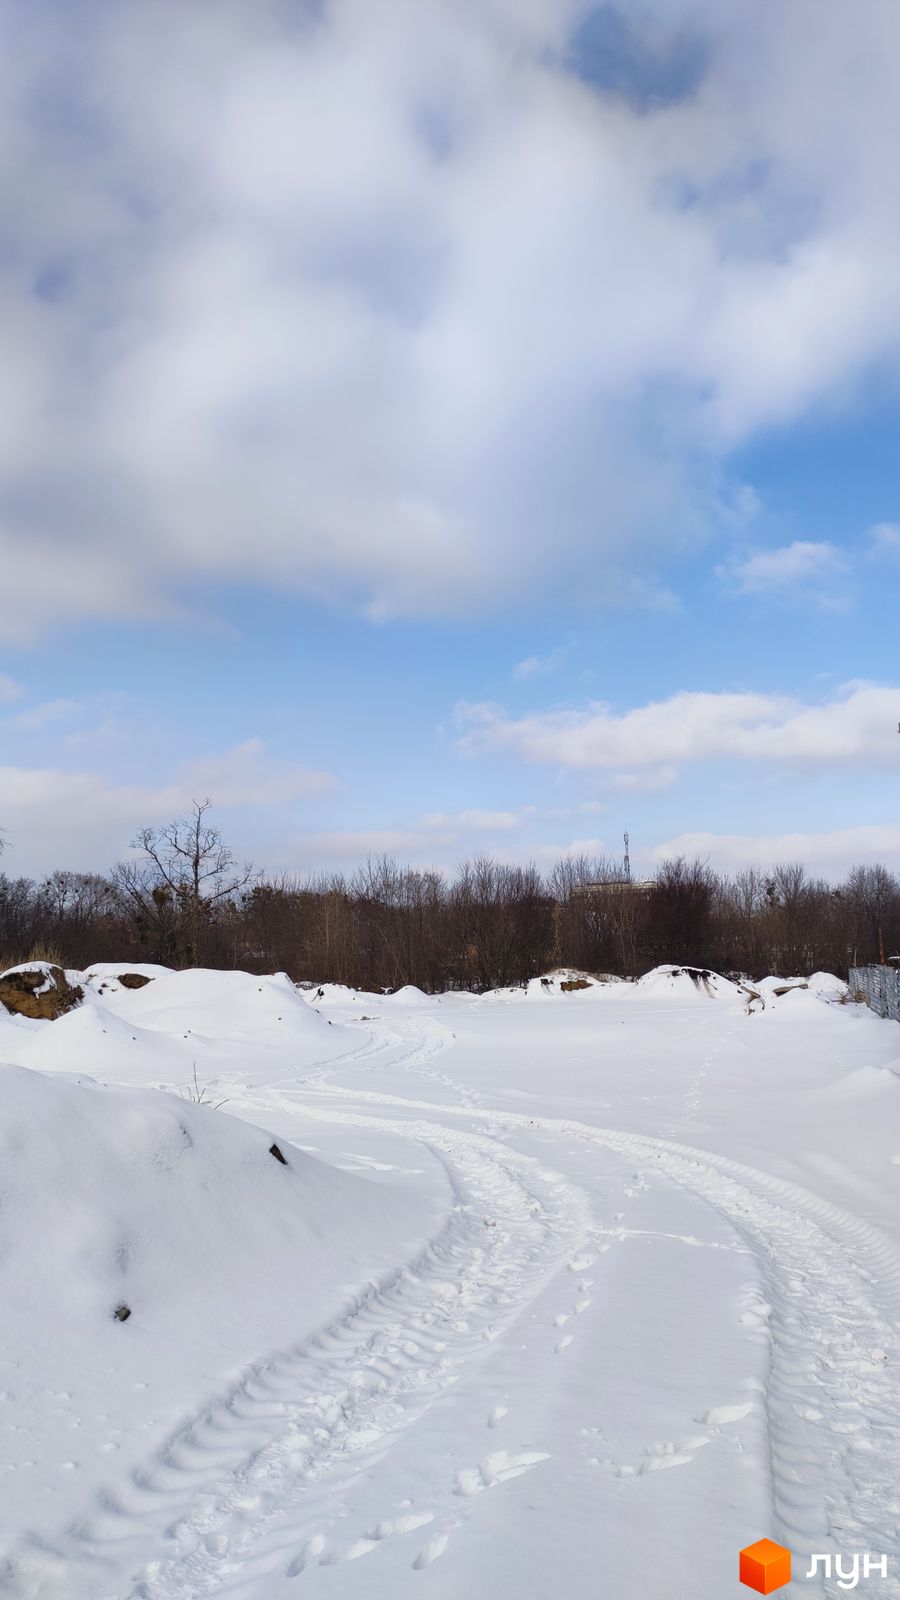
[
  {"x1": 286, "y1": 1534, "x2": 326, "y2": 1576},
  {"x1": 297, "y1": 1510, "x2": 436, "y2": 1572},
  {"x1": 699, "y1": 1400, "x2": 755, "y2": 1426},
  {"x1": 455, "y1": 1450, "x2": 550, "y2": 1496},
  {"x1": 613, "y1": 1434, "x2": 712, "y2": 1478},
  {"x1": 414, "y1": 1534, "x2": 450, "y2": 1569},
  {"x1": 366, "y1": 1513, "x2": 434, "y2": 1539},
  {"x1": 640, "y1": 1452, "x2": 695, "y2": 1473}
]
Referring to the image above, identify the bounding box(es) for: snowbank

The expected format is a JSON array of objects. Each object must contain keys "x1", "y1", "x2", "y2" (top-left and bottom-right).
[
  {"x1": 84, "y1": 962, "x2": 173, "y2": 996},
  {"x1": 0, "y1": 1060, "x2": 429, "y2": 1558},
  {"x1": 6, "y1": 992, "x2": 187, "y2": 1079},
  {"x1": 0, "y1": 968, "x2": 356, "y2": 1090},
  {"x1": 807, "y1": 970, "x2": 848, "y2": 1001},
  {"x1": 635, "y1": 965, "x2": 746, "y2": 1002},
  {"x1": 524, "y1": 971, "x2": 617, "y2": 999},
  {"x1": 0, "y1": 1061, "x2": 366, "y2": 1332},
  {"x1": 753, "y1": 971, "x2": 847, "y2": 1008},
  {"x1": 89, "y1": 966, "x2": 330, "y2": 1038},
  {"x1": 382, "y1": 984, "x2": 433, "y2": 1007}
]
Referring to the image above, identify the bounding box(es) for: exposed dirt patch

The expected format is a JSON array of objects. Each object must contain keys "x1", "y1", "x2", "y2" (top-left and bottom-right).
[
  {"x1": 666, "y1": 966, "x2": 717, "y2": 996},
  {"x1": 117, "y1": 973, "x2": 152, "y2": 990},
  {"x1": 0, "y1": 965, "x2": 84, "y2": 1020},
  {"x1": 560, "y1": 978, "x2": 592, "y2": 993}
]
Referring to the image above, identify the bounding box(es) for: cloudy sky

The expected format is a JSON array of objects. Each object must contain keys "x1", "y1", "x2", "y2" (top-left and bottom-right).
[{"x1": 1, "y1": 0, "x2": 899, "y2": 879}]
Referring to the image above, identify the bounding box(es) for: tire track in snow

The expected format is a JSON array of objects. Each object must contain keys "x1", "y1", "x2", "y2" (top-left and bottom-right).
[
  {"x1": 10, "y1": 1007, "x2": 900, "y2": 1599},
  {"x1": 1, "y1": 1112, "x2": 591, "y2": 1600},
  {"x1": 230, "y1": 1010, "x2": 457, "y2": 1101},
  {"x1": 297, "y1": 1081, "x2": 900, "y2": 1593}
]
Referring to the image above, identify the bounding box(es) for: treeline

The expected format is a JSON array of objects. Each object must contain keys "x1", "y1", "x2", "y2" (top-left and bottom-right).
[{"x1": 0, "y1": 804, "x2": 897, "y2": 988}]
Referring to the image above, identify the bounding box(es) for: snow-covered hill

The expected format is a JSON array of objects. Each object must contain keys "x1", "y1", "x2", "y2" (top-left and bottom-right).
[{"x1": 0, "y1": 964, "x2": 354, "y2": 1092}]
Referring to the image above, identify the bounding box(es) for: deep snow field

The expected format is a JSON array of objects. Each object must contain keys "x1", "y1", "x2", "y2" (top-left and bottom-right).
[{"x1": 1, "y1": 963, "x2": 900, "y2": 1597}]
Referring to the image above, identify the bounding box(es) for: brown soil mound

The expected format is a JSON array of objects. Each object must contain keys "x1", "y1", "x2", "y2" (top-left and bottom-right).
[
  {"x1": 0, "y1": 965, "x2": 84, "y2": 1020},
  {"x1": 560, "y1": 978, "x2": 592, "y2": 992},
  {"x1": 117, "y1": 973, "x2": 152, "y2": 990}
]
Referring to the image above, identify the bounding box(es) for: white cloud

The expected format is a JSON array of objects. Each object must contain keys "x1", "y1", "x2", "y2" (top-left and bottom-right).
[
  {"x1": 12, "y1": 697, "x2": 93, "y2": 731},
  {"x1": 0, "y1": 742, "x2": 336, "y2": 875},
  {"x1": 178, "y1": 740, "x2": 336, "y2": 808},
  {"x1": 718, "y1": 540, "x2": 849, "y2": 603},
  {"x1": 870, "y1": 522, "x2": 900, "y2": 555},
  {"x1": 421, "y1": 807, "x2": 525, "y2": 831},
  {"x1": 526, "y1": 837, "x2": 610, "y2": 866},
  {"x1": 0, "y1": 675, "x2": 23, "y2": 704},
  {"x1": 513, "y1": 650, "x2": 564, "y2": 681},
  {"x1": 302, "y1": 806, "x2": 534, "y2": 866},
  {"x1": 0, "y1": 768, "x2": 185, "y2": 865},
  {"x1": 2, "y1": 4, "x2": 900, "y2": 633},
  {"x1": 456, "y1": 682, "x2": 900, "y2": 770},
  {"x1": 650, "y1": 826, "x2": 900, "y2": 876},
  {"x1": 609, "y1": 766, "x2": 678, "y2": 793}
]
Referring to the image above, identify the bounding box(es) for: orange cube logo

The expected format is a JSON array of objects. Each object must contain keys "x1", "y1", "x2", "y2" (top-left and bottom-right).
[{"x1": 740, "y1": 1539, "x2": 792, "y2": 1593}]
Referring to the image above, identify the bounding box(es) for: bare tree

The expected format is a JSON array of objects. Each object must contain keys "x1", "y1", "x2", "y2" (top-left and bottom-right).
[
  {"x1": 113, "y1": 801, "x2": 256, "y2": 966},
  {"x1": 6, "y1": 819, "x2": 900, "y2": 985},
  {"x1": 649, "y1": 857, "x2": 716, "y2": 969},
  {"x1": 846, "y1": 863, "x2": 899, "y2": 966}
]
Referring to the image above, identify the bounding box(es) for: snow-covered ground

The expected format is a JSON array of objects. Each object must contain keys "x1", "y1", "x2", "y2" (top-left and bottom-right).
[{"x1": 1, "y1": 963, "x2": 900, "y2": 1597}]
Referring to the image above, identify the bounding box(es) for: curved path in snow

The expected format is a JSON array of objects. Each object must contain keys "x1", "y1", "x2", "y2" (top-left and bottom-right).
[
  {"x1": 8, "y1": 1008, "x2": 900, "y2": 1600},
  {"x1": 4, "y1": 1079, "x2": 592, "y2": 1598},
  {"x1": 302, "y1": 1070, "x2": 900, "y2": 1595}
]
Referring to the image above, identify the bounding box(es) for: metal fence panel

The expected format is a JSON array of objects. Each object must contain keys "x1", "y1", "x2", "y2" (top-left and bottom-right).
[{"x1": 849, "y1": 965, "x2": 900, "y2": 1022}]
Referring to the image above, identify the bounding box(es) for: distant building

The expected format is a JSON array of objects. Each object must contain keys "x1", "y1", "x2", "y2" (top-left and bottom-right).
[{"x1": 571, "y1": 879, "x2": 654, "y2": 898}]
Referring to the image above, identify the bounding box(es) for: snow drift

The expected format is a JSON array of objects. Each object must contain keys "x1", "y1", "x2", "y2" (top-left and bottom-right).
[
  {"x1": 635, "y1": 965, "x2": 748, "y2": 1003},
  {"x1": 0, "y1": 1061, "x2": 367, "y2": 1334},
  {"x1": 0, "y1": 1059, "x2": 430, "y2": 1579},
  {"x1": 0, "y1": 966, "x2": 355, "y2": 1090}
]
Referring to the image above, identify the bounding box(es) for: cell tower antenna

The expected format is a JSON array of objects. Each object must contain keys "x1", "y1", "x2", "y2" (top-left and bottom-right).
[{"x1": 623, "y1": 830, "x2": 631, "y2": 883}]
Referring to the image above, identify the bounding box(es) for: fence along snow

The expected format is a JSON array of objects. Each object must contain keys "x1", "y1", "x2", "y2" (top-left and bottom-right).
[{"x1": 849, "y1": 964, "x2": 900, "y2": 1022}]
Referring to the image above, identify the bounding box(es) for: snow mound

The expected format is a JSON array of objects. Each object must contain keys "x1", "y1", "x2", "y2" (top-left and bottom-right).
[
  {"x1": 755, "y1": 975, "x2": 809, "y2": 997},
  {"x1": 0, "y1": 1061, "x2": 421, "y2": 1559},
  {"x1": 5, "y1": 994, "x2": 184, "y2": 1078},
  {"x1": 635, "y1": 965, "x2": 745, "y2": 1002},
  {"x1": 753, "y1": 972, "x2": 847, "y2": 1008},
  {"x1": 825, "y1": 1063, "x2": 898, "y2": 1099},
  {"x1": 383, "y1": 984, "x2": 433, "y2": 1007},
  {"x1": 807, "y1": 971, "x2": 848, "y2": 1002},
  {"x1": 90, "y1": 966, "x2": 334, "y2": 1042},
  {"x1": 0, "y1": 1061, "x2": 361, "y2": 1332},
  {"x1": 0, "y1": 968, "x2": 355, "y2": 1090},
  {"x1": 84, "y1": 962, "x2": 173, "y2": 997},
  {"x1": 525, "y1": 971, "x2": 617, "y2": 999},
  {"x1": 305, "y1": 982, "x2": 368, "y2": 1005}
]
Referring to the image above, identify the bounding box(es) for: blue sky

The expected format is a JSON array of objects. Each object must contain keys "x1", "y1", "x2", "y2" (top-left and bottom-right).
[{"x1": 1, "y1": 0, "x2": 899, "y2": 880}]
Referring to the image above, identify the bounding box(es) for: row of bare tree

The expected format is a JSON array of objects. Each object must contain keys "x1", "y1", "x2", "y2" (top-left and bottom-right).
[{"x1": 1, "y1": 805, "x2": 898, "y2": 988}]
